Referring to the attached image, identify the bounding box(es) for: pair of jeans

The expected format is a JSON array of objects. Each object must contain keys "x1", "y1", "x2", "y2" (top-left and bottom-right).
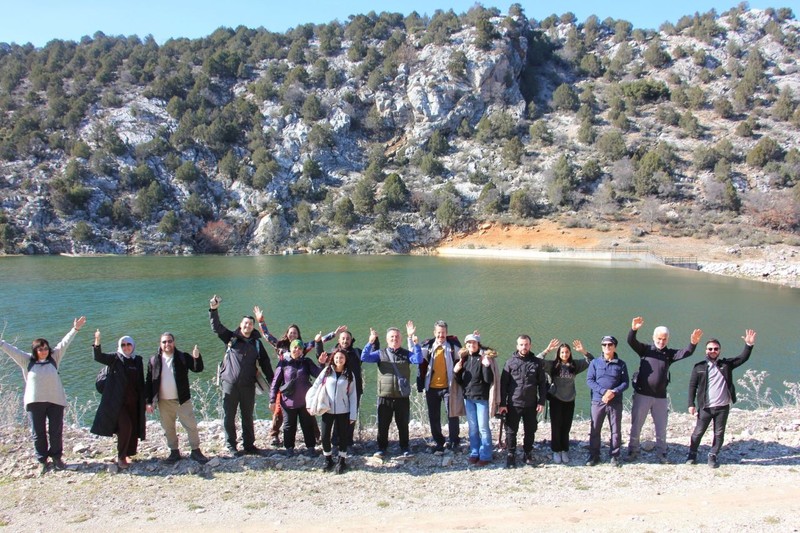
[
  {"x1": 26, "y1": 402, "x2": 64, "y2": 462},
  {"x1": 504, "y1": 405, "x2": 537, "y2": 453},
  {"x1": 376, "y1": 397, "x2": 410, "y2": 451},
  {"x1": 589, "y1": 400, "x2": 623, "y2": 458},
  {"x1": 689, "y1": 404, "x2": 730, "y2": 457},
  {"x1": 628, "y1": 392, "x2": 669, "y2": 455},
  {"x1": 464, "y1": 398, "x2": 492, "y2": 461},
  {"x1": 222, "y1": 382, "x2": 256, "y2": 449},
  {"x1": 549, "y1": 397, "x2": 575, "y2": 452},
  {"x1": 426, "y1": 387, "x2": 460, "y2": 447},
  {"x1": 282, "y1": 403, "x2": 317, "y2": 450}
]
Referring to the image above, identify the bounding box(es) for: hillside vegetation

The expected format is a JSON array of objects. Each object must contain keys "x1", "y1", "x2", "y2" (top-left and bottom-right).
[{"x1": 0, "y1": 4, "x2": 799, "y2": 255}]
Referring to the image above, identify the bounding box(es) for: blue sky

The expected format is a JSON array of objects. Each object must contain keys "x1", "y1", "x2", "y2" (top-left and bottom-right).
[{"x1": 1, "y1": 0, "x2": 797, "y2": 47}]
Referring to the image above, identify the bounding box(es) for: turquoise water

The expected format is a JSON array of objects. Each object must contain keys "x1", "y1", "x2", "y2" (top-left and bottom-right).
[{"x1": 1, "y1": 255, "x2": 798, "y2": 422}]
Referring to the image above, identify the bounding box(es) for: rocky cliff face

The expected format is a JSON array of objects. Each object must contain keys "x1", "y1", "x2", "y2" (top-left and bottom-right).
[{"x1": 0, "y1": 6, "x2": 798, "y2": 255}]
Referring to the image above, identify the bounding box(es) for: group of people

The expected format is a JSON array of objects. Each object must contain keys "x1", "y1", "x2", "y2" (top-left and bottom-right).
[{"x1": 0, "y1": 296, "x2": 757, "y2": 475}]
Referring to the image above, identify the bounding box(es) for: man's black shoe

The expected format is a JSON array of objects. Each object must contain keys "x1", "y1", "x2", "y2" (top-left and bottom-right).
[{"x1": 164, "y1": 449, "x2": 182, "y2": 464}]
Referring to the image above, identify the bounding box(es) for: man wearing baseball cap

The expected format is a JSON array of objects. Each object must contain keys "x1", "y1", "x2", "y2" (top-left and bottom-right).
[{"x1": 586, "y1": 335, "x2": 629, "y2": 467}]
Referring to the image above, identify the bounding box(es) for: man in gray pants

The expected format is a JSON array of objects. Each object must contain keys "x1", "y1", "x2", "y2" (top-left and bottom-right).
[{"x1": 626, "y1": 316, "x2": 702, "y2": 463}]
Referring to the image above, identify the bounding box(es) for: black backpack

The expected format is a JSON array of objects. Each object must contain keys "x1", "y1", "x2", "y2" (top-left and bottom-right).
[{"x1": 95, "y1": 366, "x2": 109, "y2": 394}]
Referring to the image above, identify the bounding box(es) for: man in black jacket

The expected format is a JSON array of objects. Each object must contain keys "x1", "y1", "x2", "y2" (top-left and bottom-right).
[
  {"x1": 686, "y1": 329, "x2": 756, "y2": 468},
  {"x1": 209, "y1": 295, "x2": 274, "y2": 456},
  {"x1": 498, "y1": 334, "x2": 548, "y2": 468},
  {"x1": 146, "y1": 332, "x2": 208, "y2": 464}
]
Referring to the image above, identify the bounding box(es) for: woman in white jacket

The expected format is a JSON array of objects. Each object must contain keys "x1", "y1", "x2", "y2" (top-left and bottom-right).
[
  {"x1": 0, "y1": 316, "x2": 86, "y2": 474},
  {"x1": 317, "y1": 348, "x2": 357, "y2": 474}
]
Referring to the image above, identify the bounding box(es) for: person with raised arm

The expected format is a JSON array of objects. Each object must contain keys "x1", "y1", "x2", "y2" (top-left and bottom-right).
[
  {"x1": 361, "y1": 322, "x2": 423, "y2": 459},
  {"x1": 90, "y1": 329, "x2": 146, "y2": 470},
  {"x1": 209, "y1": 295, "x2": 273, "y2": 456},
  {"x1": 686, "y1": 329, "x2": 756, "y2": 468},
  {"x1": 586, "y1": 335, "x2": 629, "y2": 467},
  {"x1": 1, "y1": 316, "x2": 85, "y2": 475}
]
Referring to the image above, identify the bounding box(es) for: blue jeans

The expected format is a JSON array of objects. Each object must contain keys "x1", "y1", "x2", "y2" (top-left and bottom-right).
[{"x1": 464, "y1": 399, "x2": 492, "y2": 461}]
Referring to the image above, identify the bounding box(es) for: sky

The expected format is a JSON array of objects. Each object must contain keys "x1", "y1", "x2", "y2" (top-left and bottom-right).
[{"x1": 1, "y1": 0, "x2": 797, "y2": 48}]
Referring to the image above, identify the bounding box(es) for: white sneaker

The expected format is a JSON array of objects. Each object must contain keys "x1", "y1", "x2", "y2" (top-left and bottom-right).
[
  {"x1": 561, "y1": 451, "x2": 570, "y2": 463},
  {"x1": 552, "y1": 452, "x2": 562, "y2": 464}
]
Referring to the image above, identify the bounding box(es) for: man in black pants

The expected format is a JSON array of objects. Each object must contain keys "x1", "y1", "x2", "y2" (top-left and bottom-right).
[
  {"x1": 499, "y1": 334, "x2": 548, "y2": 468},
  {"x1": 686, "y1": 329, "x2": 756, "y2": 468},
  {"x1": 209, "y1": 295, "x2": 273, "y2": 456}
]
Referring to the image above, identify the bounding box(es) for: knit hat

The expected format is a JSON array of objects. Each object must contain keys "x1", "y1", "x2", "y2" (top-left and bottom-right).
[
  {"x1": 601, "y1": 335, "x2": 618, "y2": 346},
  {"x1": 464, "y1": 333, "x2": 481, "y2": 344},
  {"x1": 289, "y1": 339, "x2": 303, "y2": 351}
]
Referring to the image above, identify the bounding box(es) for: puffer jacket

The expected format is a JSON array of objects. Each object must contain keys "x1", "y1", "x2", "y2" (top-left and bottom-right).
[{"x1": 318, "y1": 366, "x2": 358, "y2": 420}]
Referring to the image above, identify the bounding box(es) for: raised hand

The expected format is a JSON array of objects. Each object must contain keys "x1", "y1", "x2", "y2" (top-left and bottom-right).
[
  {"x1": 545, "y1": 338, "x2": 560, "y2": 352},
  {"x1": 690, "y1": 328, "x2": 703, "y2": 344},
  {"x1": 368, "y1": 328, "x2": 378, "y2": 344},
  {"x1": 74, "y1": 316, "x2": 86, "y2": 331},
  {"x1": 572, "y1": 339, "x2": 586, "y2": 353},
  {"x1": 743, "y1": 329, "x2": 757, "y2": 346},
  {"x1": 192, "y1": 345, "x2": 200, "y2": 359},
  {"x1": 94, "y1": 329, "x2": 101, "y2": 345},
  {"x1": 253, "y1": 306, "x2": 264, "y2": 323},
  {"x1": 631, "y1": 316, "x2": 644, "y2": 331},
  {"x1": 209, "y1": 295, "x2": 221, "y2": 310},
  {"x1": 334, "y1": 325, "x2": 348, "y2": 335},
  {"x1": 406, "y1": 320, "x2": 416, "y2": 337},
  {"x1": 315, "y1": 331, "x2": 323, "y2": 343}
]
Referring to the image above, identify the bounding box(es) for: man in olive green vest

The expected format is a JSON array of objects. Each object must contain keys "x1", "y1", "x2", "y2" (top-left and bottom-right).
[{"x1": 361, "y1": 322, "x2": 423, "y2": 459}]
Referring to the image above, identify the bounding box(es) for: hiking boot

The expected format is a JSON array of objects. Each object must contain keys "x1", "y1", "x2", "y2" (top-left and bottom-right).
[
  {"x1": 610, "y1": 456, "x2": 622, "y2": 468},
  {"x1": 475, "y1": 459, "x2": 491, "y2": 467},
  {"x1": 657, "y1": 454, "x2": 670, "y2": 465},
  {"x1": 523, "y1": 451, "x2": 536, "y2": 466},
  {"x1": 190, "y1": 449, "x2": 209, "y2": 464},
  {"x1": 445, "y1": 441, "x2": 461, "y2": 454},
  {"x1": 468, "y1": 456, "x2": 479, "y2": 465},
  {"x1": 334, "y1": 456, "x2": 347, "y2": 474},
  {"x1": 708, "y1": 453, "x2": 719, "y2": 469},
  {"x1": 323, "y1": 455, "x2": 335, "y2": 472},
  {"x1": 586, "y1": 456, "x2": 600, "y2": 467},
  {"x1": 241, "y1": 445, "x2": 263, "y2": 456},
  {"x1": 164, "y1": 449, "x2": 182, "y2": 464},
  {"x1": 626, "y1": 450, "x2": 639, "y2": 462},
  {"x1": 686, "y1": 453, "x2": 697, "y2": 465},
  {"x1": 52, "y1": 458, "x2": 67, "y2": 471},
  {"x1": 432, "y1": 445, "x2": 445, "y2": 456},
  {"x1": 552, "y1": 452, "x2": 562, "y2": 464},
  {"x1": 561, "y1": 451, "x2": 570, "y2": 464},
  {"x1": 505, "y1": 454, "x2": 516, "y2": 469}
]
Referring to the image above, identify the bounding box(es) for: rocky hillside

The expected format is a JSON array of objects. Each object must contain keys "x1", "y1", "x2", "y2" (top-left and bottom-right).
[{"x1": 0, "y1": 5, "x2": 798, "y2": 255}]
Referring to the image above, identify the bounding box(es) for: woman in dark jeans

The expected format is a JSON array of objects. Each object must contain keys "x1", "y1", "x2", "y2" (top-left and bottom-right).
[
  {"x1": 539, "y1": 339, "x2": 593, "y2": 465},
  {"x1": 90, "y1": 330, "x2": 146, "y2": 470},
  {"x1": 270, "y1": 339, "x2": 320, "y2": 456},
  {"x1": 0, "y1": 316, "x2": 85, "y2": 474}
]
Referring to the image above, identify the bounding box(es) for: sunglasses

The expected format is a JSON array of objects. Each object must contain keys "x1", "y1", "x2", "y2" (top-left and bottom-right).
[
  {"x1": 601, "y1": 343, "x2": 615, "y2": 347},
  {"x1": 121, "y1": 342, "x2": 133, "y2": 347},
  {"x1": 36, "y1": 346, "x2": 50, "y2": 351},
  {"x1": 706, "y1": 347, "x2": 720, "y2": 352},
  {"x1": 161, "y1": 340, "x2": 174, "y2": 344}
]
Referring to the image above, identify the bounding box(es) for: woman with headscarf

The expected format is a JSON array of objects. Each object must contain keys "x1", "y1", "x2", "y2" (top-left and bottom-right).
[
  {"x1": 90, "y1": 329, "x2": 146, "y2": 470},
  {"x1": 0, "y1": 316, "x2": 86, "y2": 474}
]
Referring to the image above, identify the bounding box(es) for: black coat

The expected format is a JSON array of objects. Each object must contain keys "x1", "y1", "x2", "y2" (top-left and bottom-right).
[
  {"x1": 500, "y1": 352, "x2": 548, "y2": 409},
  {"x1": 90, "y1": 346, "x2": 146, "y2": 439},
  {"x1": 688, "y1": 344, "x2": 753, "y2": 410},
  {"x1": 146, "y1": 348, "x2": 204, "y2": 405}
]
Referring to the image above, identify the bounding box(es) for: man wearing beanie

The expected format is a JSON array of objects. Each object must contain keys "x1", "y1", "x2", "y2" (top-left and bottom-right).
[
  {"x1": 627, "y1": 316, "x2": 703, "y2": 463},
  {"x1": 586, "y1": 335, "x2": 629, "y2": 467}
]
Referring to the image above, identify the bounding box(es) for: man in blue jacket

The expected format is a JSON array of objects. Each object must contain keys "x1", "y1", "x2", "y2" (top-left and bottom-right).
[
  {"x1": 586, "y1": 335, "x2": 629, "y2": 467},
  {"x1": 686, "y1": 329, "x2": 756, "y2": 468}
]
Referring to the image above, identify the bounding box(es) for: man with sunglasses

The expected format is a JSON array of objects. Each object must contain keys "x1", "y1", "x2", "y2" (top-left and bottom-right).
[
  {"x1": 686, "y1": 330, "x2": 756, "y2": 468},
  {"x1": 586, "y1": 336, "x2": 629, "y2": 467},
  {"x1": 627, "y1": 316, "x2": 703, "y2": 463},
  {"x1": 146, "y1": 332, "x2": 209, "y2": 464}
]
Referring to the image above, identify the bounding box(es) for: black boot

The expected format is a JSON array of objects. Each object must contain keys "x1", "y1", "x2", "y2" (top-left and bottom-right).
[
  {"x1": 505, "y1": 451, "x2": 516, "y2": 469},
  {"x1": 323, "y1": 455, "x2": 335, "y2": 472},
  {"x1": 335, "y1": 456, "x2": 347, "y2": 474}
]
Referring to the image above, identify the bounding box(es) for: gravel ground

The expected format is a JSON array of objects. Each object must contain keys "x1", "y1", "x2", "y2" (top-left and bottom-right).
[{"x1": 1, "y1": 407, "x2": 799, "y2": 532}]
